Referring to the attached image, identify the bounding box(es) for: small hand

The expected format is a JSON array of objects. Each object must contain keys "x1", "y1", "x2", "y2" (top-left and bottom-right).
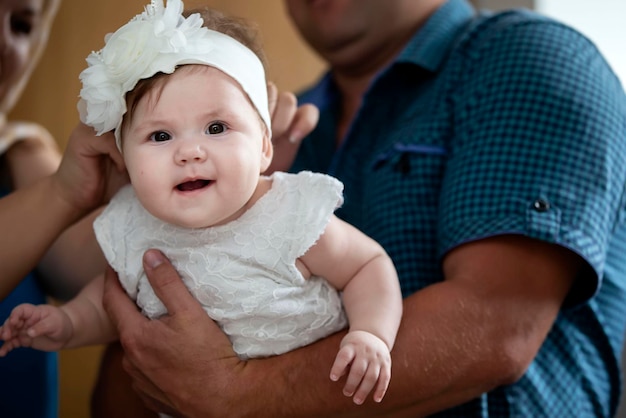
[
  {"x1": 0, "y1": 303, "x2": 74, "y2": 355},
  {"x1": 265, "y1": 82, "x2": 319, "y2": 173},
  {"x1": 330, "y1": 330, "x2": 392, "y2": 405}
]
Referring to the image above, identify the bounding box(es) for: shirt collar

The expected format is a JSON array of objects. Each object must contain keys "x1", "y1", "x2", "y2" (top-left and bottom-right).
[
  {"x1": 299, "y1": 0, "x2": 475, "y2": 107},
  {"x1": 398, "y1": 0, "x2": 475, "y2": 72}
]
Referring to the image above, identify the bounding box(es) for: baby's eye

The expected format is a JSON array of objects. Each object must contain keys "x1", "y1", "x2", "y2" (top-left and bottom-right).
[
  {"x1": 206, "y1": 122, "x2": 226, "y2": 135},
  {"x1": 150, "y1": 131, "x2": 171, "y2": 142}
]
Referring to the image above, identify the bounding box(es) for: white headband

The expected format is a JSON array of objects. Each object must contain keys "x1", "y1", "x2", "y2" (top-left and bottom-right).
[{"x1": 77, "y1": 0, "x2": 271, "y2": 147}]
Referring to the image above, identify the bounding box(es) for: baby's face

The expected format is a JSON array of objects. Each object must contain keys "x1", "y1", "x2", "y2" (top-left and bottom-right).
[
  {"x1": 121, "y1": 65, "x2": 272, "y2": 228},
  {"x1": 0, "y1": 0, "x2": 44, "y2": 111}
]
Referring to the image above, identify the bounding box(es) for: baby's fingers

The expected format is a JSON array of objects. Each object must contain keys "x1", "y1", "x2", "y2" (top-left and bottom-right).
[
  {"x1": 0, "y1": 338, "x2": 23, "y2": 357},
  {"x1": 372, "y1": 362, "x2": 391, "y2": 403},
  {"x1": 0, "y1": 317, "x2": 25, "y2": 340},
  {"x1": 7, "y1": 304, "x2": 38, "y2": 326},
  {"x1": 23, "y1": 320, "x2": 51, "y2": 338},
  {"x1": 347, "y1": 361, "x2": 380, "y2": 405},
  {"x1": 0, "y1": 330, "x2": 34, "y2": 357},
  {"x1": 0, "y1": 341, "x2": 12, "y2": 357},
  {"x1": 0, "y1": 324, "x2": 9, "y2": 340},
  {"x1": 330, "y1": 345, "x2": 355, "y2": 382}
]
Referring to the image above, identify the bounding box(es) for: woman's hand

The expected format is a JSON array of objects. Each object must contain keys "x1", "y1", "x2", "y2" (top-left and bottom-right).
[{"x1": 53, "y1": 123, "x2": 128, "y2": 216}]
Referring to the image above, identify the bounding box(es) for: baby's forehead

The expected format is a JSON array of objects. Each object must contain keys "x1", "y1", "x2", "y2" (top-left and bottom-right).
[
  {"x1": 169, "y1": 64, "x2": 241, "y2": 82},
  {"x1": 156, "y1": 64, "x2": 244, "y2": 88},
  {"x1": 124, "y1": 65, "x2": 260, "y2": 126},
  {"x1": 142, "y1": 65, "x2": 250, "y2": 103}
]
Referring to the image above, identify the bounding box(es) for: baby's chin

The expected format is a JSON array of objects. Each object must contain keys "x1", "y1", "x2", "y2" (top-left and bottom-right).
[
  {"x1": 167, "y1": 217, "x2": 213, "y2": 229},
  {"x1": 148, "y1": 210, "x2": 214, "y2": 229}
]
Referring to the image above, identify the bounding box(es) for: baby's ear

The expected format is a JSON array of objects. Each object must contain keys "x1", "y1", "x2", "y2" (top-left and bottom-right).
[{"x1": 260, "y1": 129, "x2": 273, "y2": 172}]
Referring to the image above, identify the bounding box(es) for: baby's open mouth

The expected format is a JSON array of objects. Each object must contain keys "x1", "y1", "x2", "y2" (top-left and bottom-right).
[{"x1": 177, "y1": 179, "x2": 211, "y2": 192}]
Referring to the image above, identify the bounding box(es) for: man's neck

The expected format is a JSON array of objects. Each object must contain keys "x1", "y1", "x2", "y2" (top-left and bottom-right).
[
  {"x1": 333, "y1": 72, "x2": 371, "y2": 144},
  {"x1": 331, "y1": 0, "x2": 445, "y2": 143}
]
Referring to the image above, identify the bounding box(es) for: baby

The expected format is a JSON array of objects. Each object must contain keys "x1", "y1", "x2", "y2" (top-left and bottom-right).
[{"x1": 0, "y1": 0, "x2": 402, "y2": 407}]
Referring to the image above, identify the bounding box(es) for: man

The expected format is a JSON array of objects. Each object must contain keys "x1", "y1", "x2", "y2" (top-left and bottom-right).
[{"x1": 103, "y1": 0, "x2": 626, "y2": 416}]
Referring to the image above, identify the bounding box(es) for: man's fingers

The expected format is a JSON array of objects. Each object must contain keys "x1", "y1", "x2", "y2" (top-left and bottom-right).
[
  {"x1": 142, "y1": 249, "x2": 200, "y2": 315},
  {"x1": 271, "y1": 91, "x2": 298, "y2": 141},
  {"x1": 289, "y1": 103, "x2": 319, "y2": 143}
]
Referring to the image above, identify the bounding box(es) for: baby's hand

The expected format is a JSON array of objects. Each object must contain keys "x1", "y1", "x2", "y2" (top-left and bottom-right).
[
  {"x1": 330, "y1": 330, "x2": 391, "y2": 405},
  {"x1": 0, "y1": 303, "x2": 73, "y2": 356}
]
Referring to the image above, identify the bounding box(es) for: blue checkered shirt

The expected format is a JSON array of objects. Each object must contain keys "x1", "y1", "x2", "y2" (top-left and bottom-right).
[{"x1": 291, "y1": 0, "x2": 626, "y2": 416}]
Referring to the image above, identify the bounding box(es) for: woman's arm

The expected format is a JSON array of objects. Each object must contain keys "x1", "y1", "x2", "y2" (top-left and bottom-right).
[
  {"x1": 3, "y1": 122, "x2": 108, "y2": 300},
  {"x1": 0, "y1": 175, "x2": 85, "y2": 299},
  {"x1": 0, "y1": 124, "x2": 125, "y2": 300},
  {"x1": 37, "y1": 208, "x2": 108, "y2": 300},
  {"x1": 4, "y1": 121, "x2": 61, "y2": 188}
]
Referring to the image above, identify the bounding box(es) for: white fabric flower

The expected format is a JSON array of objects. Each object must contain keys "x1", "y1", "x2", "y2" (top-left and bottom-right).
[{"x1": 77, "y1": 0, "x2": 270, "y2": 144}]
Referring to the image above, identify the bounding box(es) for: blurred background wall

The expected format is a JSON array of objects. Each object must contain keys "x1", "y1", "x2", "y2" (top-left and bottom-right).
[{"x1": 8, "y1": 0, "x2": 625, "y2": 416}]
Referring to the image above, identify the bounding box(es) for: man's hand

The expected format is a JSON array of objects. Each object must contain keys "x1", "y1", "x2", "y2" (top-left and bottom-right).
[
  {"x1": 265, "y1": 82, "x2": 319, "y2": 174},
  {"x1": 102, "y1": 250, "x2": 244, "y2": 416}
]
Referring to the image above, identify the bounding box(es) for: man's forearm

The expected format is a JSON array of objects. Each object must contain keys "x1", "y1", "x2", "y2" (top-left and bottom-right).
[
  {"x1": 122, "y1": 237, "x2": 569, "y2": 417},
  {"x1": 235, "y1": 237, "x2": 576, "y2": 417},
  {"x1": 238, "y1": 286, "x2": 508, "y2": 418}
]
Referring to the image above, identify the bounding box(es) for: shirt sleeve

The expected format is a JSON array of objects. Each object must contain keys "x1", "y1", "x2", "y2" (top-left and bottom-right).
[{"x1": 438, "y1": 16, "x2": 626, "y2": 306}]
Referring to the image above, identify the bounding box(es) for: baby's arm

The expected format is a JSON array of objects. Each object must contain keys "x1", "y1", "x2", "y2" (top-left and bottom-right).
[
  {"x1": 0, "y1": 273, "x2": 116, "y2": 356},
  {"x1": 300, "y1": 215, "x2": 403, "y2": 405}
]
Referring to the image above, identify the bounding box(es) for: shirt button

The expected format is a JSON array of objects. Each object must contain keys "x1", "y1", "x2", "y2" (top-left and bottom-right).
[{"x1": 533, "y1": 199, "x2": 551, "y2": 212}]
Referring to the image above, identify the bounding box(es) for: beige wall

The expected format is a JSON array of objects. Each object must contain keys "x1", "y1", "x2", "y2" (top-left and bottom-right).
[{"x1": 8, "y1": 1, "x2": 323, "y2": 417}]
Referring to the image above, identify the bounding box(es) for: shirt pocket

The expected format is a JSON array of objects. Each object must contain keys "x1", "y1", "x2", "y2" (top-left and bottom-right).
[
  {"x1": 367, "y1": 142, "x2": 448, "y2": 207},
  {"x1": 361, "y1": 141, "x2": 448, "y2": 273}
]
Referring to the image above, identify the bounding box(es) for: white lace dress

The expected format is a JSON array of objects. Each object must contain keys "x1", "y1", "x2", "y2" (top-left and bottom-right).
[{"x1": 94, "y1": 171, "x2": 348, "y2": 359}]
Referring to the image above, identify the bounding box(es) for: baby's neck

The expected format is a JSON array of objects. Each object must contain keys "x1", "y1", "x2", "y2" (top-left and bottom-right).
[
  {"x1": 247, "y1": 175, "x2": 273, "y2": 207},
  {"x1": 214, "y1": 175, "x2": 273, "y2": 228}
]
